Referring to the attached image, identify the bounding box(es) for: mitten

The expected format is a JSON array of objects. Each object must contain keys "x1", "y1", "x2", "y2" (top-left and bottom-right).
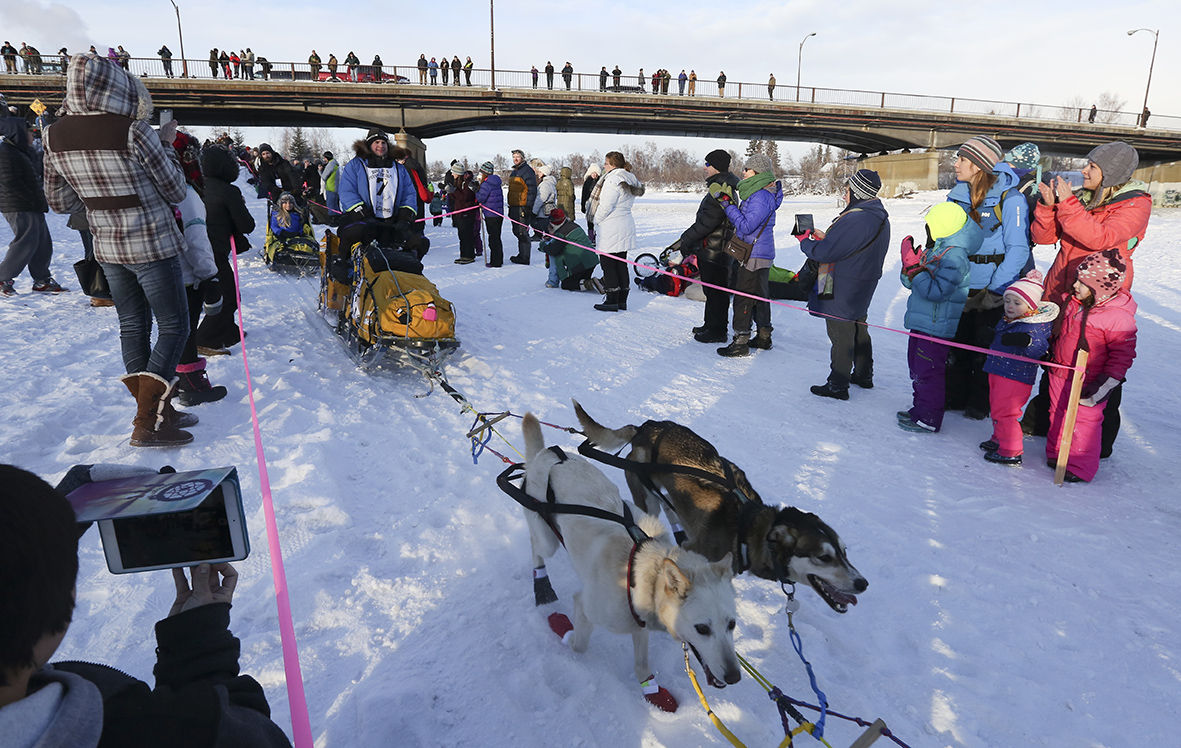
[
  {"x1": 980, "y1": 291, "x2": 1005, "y2": 310},
  {"x1": 201, "y1": 278, "x2": 222, "y2": 317},
  {"x1": 1000, "y1": 332, "x2": 1032, "y2": 348},
  {"x1": 1079, "y1": 376, "x2": 1121, "y2": 407},
  {"x1": 900, "y1": 235, "x2": 922, "y2": 274}
]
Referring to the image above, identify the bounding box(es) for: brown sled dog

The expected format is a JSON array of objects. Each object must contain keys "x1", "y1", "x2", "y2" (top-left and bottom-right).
[{"x1": 573, "y1": 400, "x2": 867, "y2": 613}]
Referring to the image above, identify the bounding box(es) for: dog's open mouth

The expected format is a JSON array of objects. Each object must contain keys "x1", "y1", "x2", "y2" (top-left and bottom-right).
[
  {"x1": 688, "y1": 643, "x2": 728, "y2": 689},
  {"x1": 808, "y1": 574, "x2": 858, "y2": 614}
]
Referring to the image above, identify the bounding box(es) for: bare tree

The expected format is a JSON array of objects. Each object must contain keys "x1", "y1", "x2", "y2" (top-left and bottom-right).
[
  {"x1": 1058, "y1": 95, "x2": 1089, "y2": 123},
  {"x1": 1096, "y1": 91, "x2": 1127, "y2": 124}
]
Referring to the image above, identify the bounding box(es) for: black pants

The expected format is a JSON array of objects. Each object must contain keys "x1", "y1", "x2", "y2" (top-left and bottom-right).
[
  {"x1": 455, "y1": 214, "x2": 476, "y2": 259},
  {"x1": 698, "y1": 255, "x2": 732, "y2": 334},
  {"x1": 560, "y1": 265, "x2": 593, "y2": 290},
  {"x1": 599, "y1": 251, "x2": 628, "y2": 293},
  {"x1": 195, "y1": 251, "x2": 239, "y2": 348},
  {"x1": 338, "y1": 217, "x2": 402, "y2": 252},
  {"x1": 509, "y1": 207, "x2": 531, "y2": 261},
  {"x1": 825, "y1": 316, "x2": 872, "y2": 388},
  {"x1": 484, "y1": 216, "x2": 503, "y2": 266},
  {"x1": 946, "y1": 302, "x2": 1003, "y2": 413},
  {"x1": 163, "y1": 59, "x2": 173, "y2": 77},
  {"x1": 731, "y1": 264, "x2": 770, "y2": 335}
]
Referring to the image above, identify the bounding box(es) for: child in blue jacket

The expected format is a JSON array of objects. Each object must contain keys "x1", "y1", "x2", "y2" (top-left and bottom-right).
[
  {"x1": 979, "y1": 269, "x2": 1058, "y2": 465},
  {"x1": 897, "y1": 202, "x2": 980, "y2": 433}
]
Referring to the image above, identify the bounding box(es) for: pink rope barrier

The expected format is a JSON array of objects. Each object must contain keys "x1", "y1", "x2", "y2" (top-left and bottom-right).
[{"x1": 229, "y1": 237, "x2": 315, "y2": 748}]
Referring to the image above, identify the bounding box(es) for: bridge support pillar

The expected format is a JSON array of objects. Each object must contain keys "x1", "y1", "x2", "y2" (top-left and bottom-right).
[
  {"x1": 1134, "y1": 160, "x2": 1181, "y2": 206},
  {"x1": 857, "y1": 150, "x2": 941, "y2": 197},
  {"x1": 394, "y1": 130, "x2": 427, "y2": 166}
]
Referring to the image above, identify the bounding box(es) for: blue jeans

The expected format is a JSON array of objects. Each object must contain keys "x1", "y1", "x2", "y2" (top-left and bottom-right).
[
  {"x1": 326, "y1": 190, "x2": 339, "y2": 213},
  {"x1": 101, "y1": 256, "x2": 190, "y2": 378}
]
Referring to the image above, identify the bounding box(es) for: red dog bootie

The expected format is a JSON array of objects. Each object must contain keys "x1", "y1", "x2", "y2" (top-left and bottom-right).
[
  {"x1": 547, "y1": 613, "x2": 574, "y2": 645},
  {"x1": 641, "y1": 675, "x2": 677, "y2": 712}
]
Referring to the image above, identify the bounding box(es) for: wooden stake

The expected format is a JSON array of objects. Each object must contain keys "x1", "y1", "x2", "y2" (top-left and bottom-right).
[
  {"x1": 1054, "y1": 349, "x2": 1090, "y2": 486},
  {"x1": 849, "y1": 718, "x2": 888, "y2": 748}
]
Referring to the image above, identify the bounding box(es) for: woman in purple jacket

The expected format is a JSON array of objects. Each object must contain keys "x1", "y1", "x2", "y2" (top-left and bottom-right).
[{"x1": 475, "y1": 161, "x2": 504, "y2": 266}]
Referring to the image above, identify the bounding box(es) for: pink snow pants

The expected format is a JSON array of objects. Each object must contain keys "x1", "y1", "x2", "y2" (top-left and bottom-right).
[
  {"x1": 1046, "y1": 374, "x2": 1105, "y2": 482},
  {"x1": 988, "y1": 374, "x2": 1032, "y2": 457}
]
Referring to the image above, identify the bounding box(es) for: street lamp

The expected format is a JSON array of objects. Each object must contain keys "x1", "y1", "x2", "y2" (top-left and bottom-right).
[
  {"x1": 489, "y1": 0, "x2": 496, "y2": 90},
  {"x1": 796, "y1": 32, "x2": 816, "y2": 102},
  {"x1": 1127, "y1": 28, "x2": 1158, "y2": 126},
  {"x1": 168, "y1": 0, "x2": 188, "y2": 78}
]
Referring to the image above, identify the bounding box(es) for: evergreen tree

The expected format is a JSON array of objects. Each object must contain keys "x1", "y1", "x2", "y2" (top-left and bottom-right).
[
  {"x1": 765, "y1": 140, "x2": 782, "y2": 172},
  {"x1": 744, "y1": 138, "x2": 764, "y2": 160},
  {"x1": 288, "y1": 127, "x2": 311, "y2": 162}
]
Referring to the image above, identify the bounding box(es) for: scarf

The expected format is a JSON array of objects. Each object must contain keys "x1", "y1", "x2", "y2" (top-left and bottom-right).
[{"x1": 736, "y1": 171, "x2": 775, "y2": 200}]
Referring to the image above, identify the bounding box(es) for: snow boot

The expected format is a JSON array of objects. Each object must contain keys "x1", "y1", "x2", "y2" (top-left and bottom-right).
[
  {"x1": 984, "y1": 451, "x2": 1022, "y2": 466},
  {"x1": 693, "y1": 328, "x2": 727, "y2": 344},
  {"x1": 594, "y1": 289, "x2": 620, "y2": 312},
  {"x1": 717, "y1": 333, "x2": 750, "y2": 357},
  {"x1": 121, "y1": 372, "x2": 193, "y2": 447},
  {"x1": 749, "y1": 327, "x2": 773, "y2": 350},
  {"x1": 978, "y1": 439, "x2": 999, "y2": 452},
  {"x1": 810, "y1": 382, "x2": 850, "y2": 401},
  {"x1": 617, "y1": 288, "x2": 629, "y2": 311},
  {"x1": 175, "y1": 359, "x2": 228, "y2": 406}
]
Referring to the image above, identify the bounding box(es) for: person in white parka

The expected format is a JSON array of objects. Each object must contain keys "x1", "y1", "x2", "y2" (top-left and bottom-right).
[{"x1": 590, "y1": 151, "x2": 645, "y2": 311}]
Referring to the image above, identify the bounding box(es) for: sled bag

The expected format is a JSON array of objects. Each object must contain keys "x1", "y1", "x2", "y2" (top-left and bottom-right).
[{"x1": 357, "y1": 266, "x2": 456, "y2": 342}]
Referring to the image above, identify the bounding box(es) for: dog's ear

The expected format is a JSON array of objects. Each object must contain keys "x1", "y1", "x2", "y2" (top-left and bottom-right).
[
  {"x1": 661, "y1": 557, "x2": 691, "y2": 599},
  {"x1": 712, "y1": 553, "x2": 735, "y2": 581},
  {"x1": 767, "y1": 524, "x2": 797, "y2": 552}
]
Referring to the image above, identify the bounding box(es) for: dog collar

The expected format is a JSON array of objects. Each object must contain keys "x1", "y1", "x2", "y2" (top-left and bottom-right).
[{"x1": 626, "y1": 538, "x2": 653, "y2": 628}]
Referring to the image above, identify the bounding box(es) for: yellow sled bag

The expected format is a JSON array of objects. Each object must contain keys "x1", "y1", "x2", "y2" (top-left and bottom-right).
[{"x1": 355, "y1": 264, "x2": 456, "y2": 343}]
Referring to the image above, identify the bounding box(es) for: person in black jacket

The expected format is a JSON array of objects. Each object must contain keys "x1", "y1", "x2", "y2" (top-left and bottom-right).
[
  {"x1": 0, "y1": 105, "x2": 62, "y2": 296},
  {"x1": 0, "y1": 464, "x2": 291, "y2": 748},
  {"x1": 679, "y1": 149, "x2": 738, "y2": 343},
  {"x1": 254, "y1": 143, "x2": 299, "y2": 202},
  {"x1": 196, "y1": 146, "x2": 255, "y2": 351}
]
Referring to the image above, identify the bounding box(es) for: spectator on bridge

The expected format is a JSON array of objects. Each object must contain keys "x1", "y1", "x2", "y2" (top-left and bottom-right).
[
  {"x1": 591, "y1": 151, "x2": 644, "y2": 312},
  {"x1": 441, "y1": 54, "x2": 449, "y2": 84},
  {"x1": 0, "y1": 102, "x2": 60, "y2": 298},
  {"x1": 258, "y1": 56, "x2": 272, "y2": 80},
  {"x1": 451, "y1": 56, "x2": 462, "y2": 86},
  {"x1": 652, "y1": 69, "x2": 660, "y2": 93},
  {"x1": 599, "y1": 66, "x2": 608, "y2": 92},
  {"x1": 107, "y1": 47, "x2": 118, "y2": 64},
  {"x1": 321, "y1": 151, "x2": 340, "y2": 212},
  {"x1": 328, "y1": 53, "x2": 338, "y2": 79},
  {"x1": 531, "y1": 65, "x2": 538, "y2": 88},
  {"x1": 256, "y1": 143, "x2": 300, "y2": 201},
  {"x1": 158, "y1": 44, "x2": 174, "y2": 77},
  {"x1": 688, "y1": 70, "x2": 697, "y2": 96},
  {"x1": 545, "y1": 61, "x2": 554, "y2": 89},
  {"x1": 663, "y1": 69, "x2": 672, "y2": 95},
  {"x1": 115, "y1": 46, "x2": 130, "y2": 70},
  {"x1": 430, "y1": 57, "x2": 440, "y2": 84},
  {"x1": 798, "y1": 168, "x2": 890, "y2": 385},
  {"x1": 507, "y1": 149, "x2": 538, "y2": 264},
  {"x1": 208, "y1": 48, "x2": 219, "y2": 77},
  {"x1": 1139, "y1": 106, "x2": 1150, "y2": 128},
  {"x1": 229, "y1": 50, "x2": 241, "y2": 78},
  {"x1": 418, "y1": 54, "x2": 428, "y2": 84},
  {"x1": 344, "y1": 51, "x2": 360, "y2": 79},
  {"x1": 464, "y1": 56, "x2": 473, "y2": 86},
  {"x1": 678, "y1": 69, "x2": 687, "y2": 95},
  {"x1": 944, "y1": 135, "x2": 1030, "y2": 421},
  {"x1": 476, "y1": 161, "x2": 505, "y2": 266},
  {"x1": 768, "y1": 73, "x2": 776, "y2": 100},
  {"x1": 678, "y1": 148, "x2": 739, "y2": 343},
  {"x1": 338, "y1": 129, "x2": 418, "y2": 252},
  {"x1": 243, "y1": 48, "x2": 255, "y2": 79},
  {"x1": 372, "y1": 55, "x2": 384, "y2": 82},
  {"x1": 308, "y1": 50, "x2": 322, "y2": 78},
  {"x1": 581, "y1": 162, "x2": 601, "y2": 242},
  {"x1": 219, "y1": 49, "x2": 231, "y2": 79},
  {"x1": 612, "y1": 65, "x2": 621, "y2": 88},
  {"x1": 44, "y1": 55, "x2": 194, "y2": 445},
  {"x1": 19, "y1": 43, "x2": 41, "y2": 74},
  {"x1": 638, "y1": 67, "x2": 645, "y2": 90},
  {"x1": 561, "y1": 62, "x2": 573, "y2": 90},
  {"x1": 1021, "y1": 140, "x2": 1149, "y2": 453},
  {"x1": 717, "y1": 71, "x2": 726, "y2": 97},
  {"x1": 1088, "y1": 104, "x2": 1097, "y2": 123},
  {"x1": 1, "y1": 41, "x2": 17, "y2": 74}
]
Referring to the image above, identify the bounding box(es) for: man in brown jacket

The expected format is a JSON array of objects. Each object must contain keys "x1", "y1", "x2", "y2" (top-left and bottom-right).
[{"x1": 43, "y1": 52, "x2": 195, "y2": 447}]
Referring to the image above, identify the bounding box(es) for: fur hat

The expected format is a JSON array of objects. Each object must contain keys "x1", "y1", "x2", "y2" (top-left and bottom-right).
[
  {"x1": 1086, "y1": 141, "x2": 1139, "y2": 191},
  {"x1": 479, "y1": 161, "x2": 494, "y2": 174},
  {"x1": 847, "y1": 169, "x2": 882, "y2": 201},
  {"x1": 1076, "y1": 249, "x2": 1127, "y2": 304},
  {"x1": 365, "y1": 128, "x2": 389, "y2": 144},
  {"x1": 744, "y1": 153, "x2": 774, "y2": 174},
  {"x1": 705, "y1": 148, "x2": 731, "y2": 173},
  {"x1": 277, "y1": 191, "x2": 297, "y2": 205},
  {"x1": 1003, "y1": 269, "x2": 1045, "y2": 310},
  {"x1": 958, "y1": 135, "x2": 1004, "y2": 173},
  {"x1": 548, "y1": 208, "x2": 566, "y2": 225}
]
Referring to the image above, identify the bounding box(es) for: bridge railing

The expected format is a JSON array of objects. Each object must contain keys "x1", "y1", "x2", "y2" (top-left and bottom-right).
[{"x1": 11, "y1": 57, "x2": 1179, "y2": 133}]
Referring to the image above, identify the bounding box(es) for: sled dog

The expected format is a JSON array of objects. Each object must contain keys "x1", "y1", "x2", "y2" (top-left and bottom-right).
[
  {"x1": 573, "y1": 400, "x2": 867, "y2": 614},
  {"x1": 520, "y1": 412, "x2": 740, "y2": 712}
]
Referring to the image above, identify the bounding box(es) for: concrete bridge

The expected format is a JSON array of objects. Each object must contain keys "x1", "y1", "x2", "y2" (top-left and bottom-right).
[{"x1": 5, "y1": 62, "x2": 1180, "y2": 197}]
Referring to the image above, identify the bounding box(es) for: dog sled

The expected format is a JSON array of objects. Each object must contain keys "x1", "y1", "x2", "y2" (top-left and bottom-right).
[
  {"x1": 318, "y1": 230, "x2": 460, "y2": 372},
  {"x1": 264, "y1": 199, "x2": 320, "y2": 269}
]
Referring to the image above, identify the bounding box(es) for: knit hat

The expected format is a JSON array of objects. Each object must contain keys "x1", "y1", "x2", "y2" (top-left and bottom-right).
[
  {"x1": 479, "y1": 161, "x2": 494, "y2": 174},
  {"x1": 705, "y1": 148, "x2": 731, "y2": 173},
  {"x1": 924, "y1": 202, "x2": 968, "y2": 240},
  {"x1": 1003, "y1": 269, "x2": 1045, "y2": 310},
  {"x1": 1004, "y1": 142, "x2": 1040, "y2": 171},
  {"x1": 847, "y1": 169, "x2": 882, "y2": 201},
  {"x1": 548, "y1": 208, "x2": 566, "y2": 225},
  {"x1": 958, "y1": 135, "x2": 1004, "y2": 173},
  {"x1": 1085, "y1": 141, "x2": 1139, "y2": 191},
  {"x1": 744, "y1": 153, "x2": 774, "y2": 174},
  {"x1": 365, "y1": 128, "x2": 389, "y2": 144},
  {"x1": 450, "y1": 162, "x2": 464, "y2": 175},
  {"x1": 1075, "y1": 249, "x2": 1127, "y2": 304}
]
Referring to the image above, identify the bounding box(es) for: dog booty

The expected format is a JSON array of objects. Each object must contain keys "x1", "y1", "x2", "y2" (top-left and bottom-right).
[
  {"x1": 547, "y1": 612, "x2": 574, "y2": 645},
  {"x1": 641, "y1": 676, "x2": 678, "y2": 713}
]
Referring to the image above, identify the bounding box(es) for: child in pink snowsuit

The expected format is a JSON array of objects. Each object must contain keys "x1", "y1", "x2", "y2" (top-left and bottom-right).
[
  {"x1": 980, "y1": 270, "x2": 1058, "y2": 465},
  {"x1": 1046, "y1": 249, "x2": 1137, "y2": 482}
]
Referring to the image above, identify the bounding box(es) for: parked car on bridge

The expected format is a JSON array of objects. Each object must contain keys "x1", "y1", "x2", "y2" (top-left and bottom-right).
[
  {"x1": 605, "y1": 84, "x2": 644, "y2": 94},
  {"x1": 320, "y1": 69, "x2": 409, "y2": 84}
]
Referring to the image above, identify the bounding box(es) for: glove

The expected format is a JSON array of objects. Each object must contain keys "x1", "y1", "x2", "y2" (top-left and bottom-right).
[
  {"x1": 708, "y1": 182, "x2": 734, "y2": 203},
  {"x1": 980, "y1": 291, "x2": 1005, "y2": 310},
  {"x1": 397, "y1": 206, "x2": 418, "y2": 223},
  {"x1": 900, "y1": 235, "x2": 922, "y2": 274},
  {"x1": 793, "y1": 229, "x2": 813, "y2": 242},
  {"x1": 347, "y1": 204, "x2": 372, "y2": 222},
  {"x1": 1000, "y1": 332, "x2": 1032, "y2": 348},
  {"x1": 1079, "y1": 377, "x2": 1121, "y2": 407},
  {"x1": 201, "y1": 278, "x2": 223, "y2": 317}
]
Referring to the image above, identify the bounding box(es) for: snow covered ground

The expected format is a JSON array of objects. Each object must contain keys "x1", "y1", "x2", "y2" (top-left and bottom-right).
[{"x1": 2, "y1": 183, "x2": 1179, "y2": 748}]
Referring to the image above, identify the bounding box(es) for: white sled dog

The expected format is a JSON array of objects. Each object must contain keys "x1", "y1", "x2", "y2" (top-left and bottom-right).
[{"x1": 520, "y1": 412, "x2": 741, "y2": 712}]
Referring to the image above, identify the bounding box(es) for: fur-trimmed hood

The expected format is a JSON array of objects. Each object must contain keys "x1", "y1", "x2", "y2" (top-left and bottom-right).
[
  {"x1": 351, "y1": 139, "x2": 394, "y2": 167},
  {"x1": 1015, "y1": 301, "x2": 1060, "y2": 325}
]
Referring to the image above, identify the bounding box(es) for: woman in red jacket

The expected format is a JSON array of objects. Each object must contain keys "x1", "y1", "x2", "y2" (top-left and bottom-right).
[{"x1": 1024, "y1": 141, "x2": 1150, "y2": 454}]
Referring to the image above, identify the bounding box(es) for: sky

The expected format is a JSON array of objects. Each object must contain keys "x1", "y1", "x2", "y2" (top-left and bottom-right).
[{"x1": 4, "y1": 0, "x2": 1179, "y2": 163}]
